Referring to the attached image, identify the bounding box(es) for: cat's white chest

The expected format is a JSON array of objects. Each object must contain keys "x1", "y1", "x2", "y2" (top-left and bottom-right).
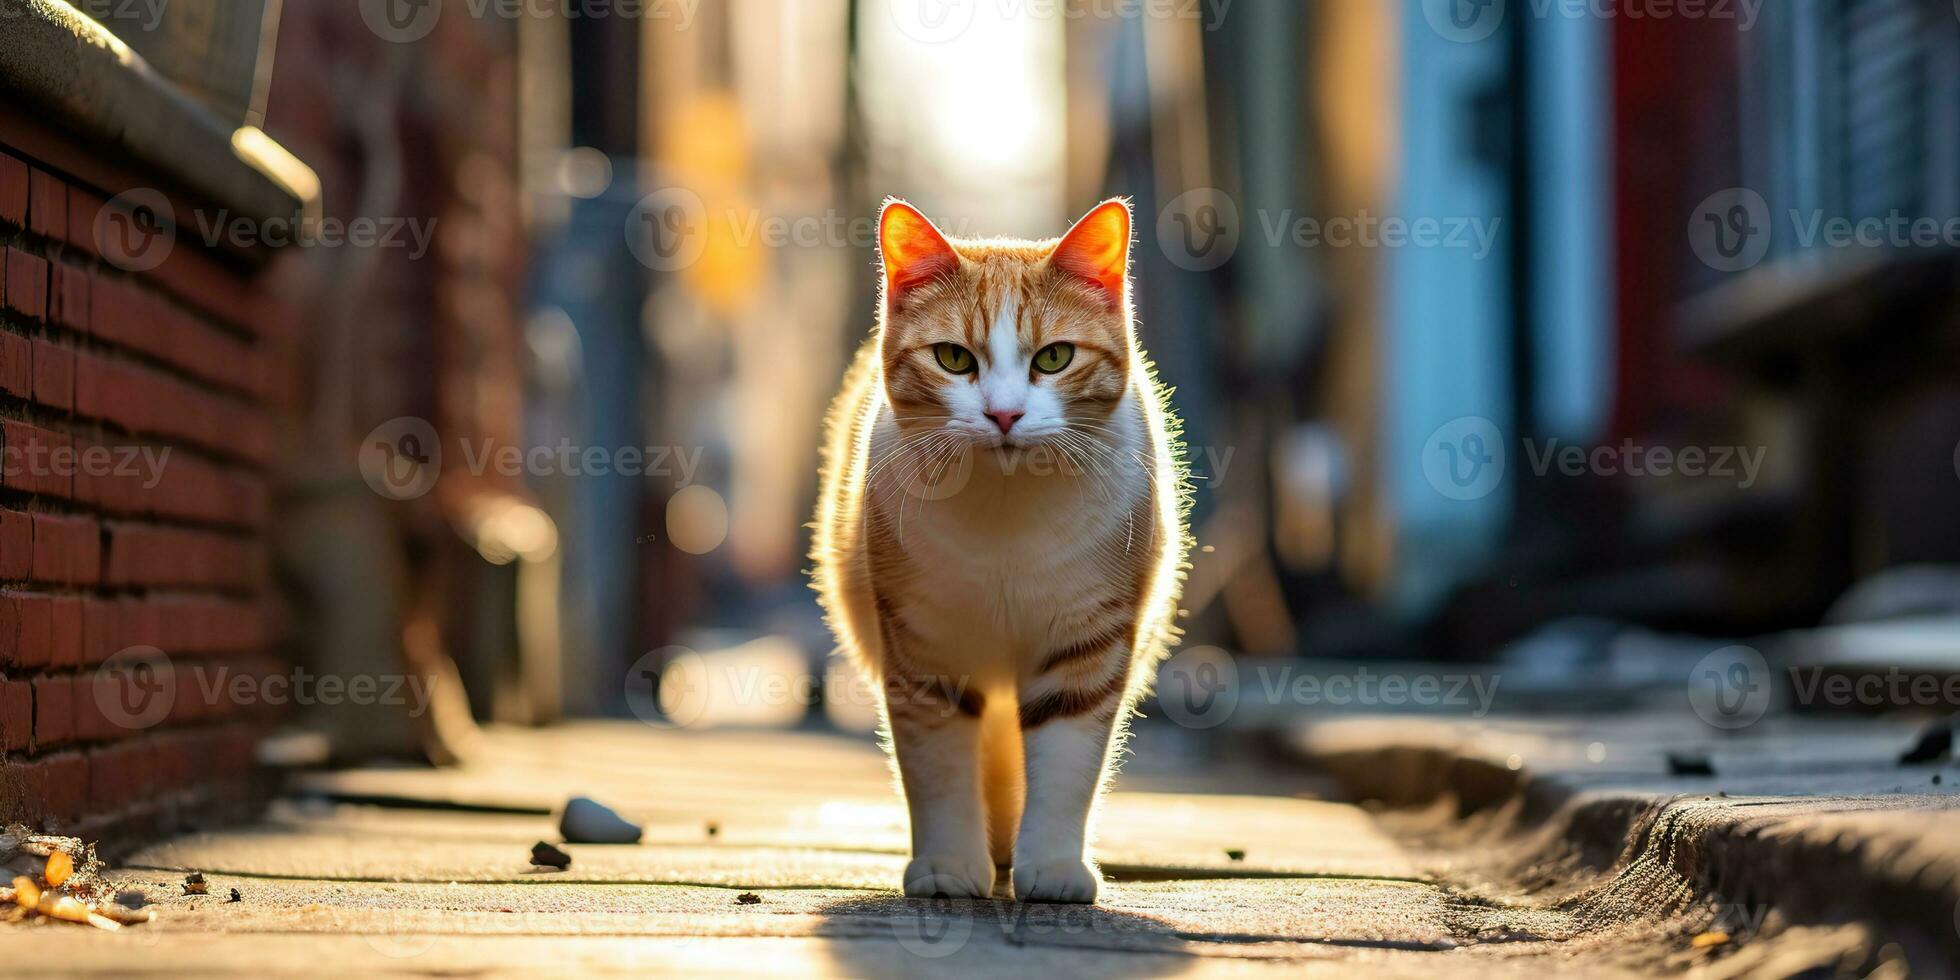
[{"x1": 891, "y1": 464, "x2": 1143, "y2": 663}]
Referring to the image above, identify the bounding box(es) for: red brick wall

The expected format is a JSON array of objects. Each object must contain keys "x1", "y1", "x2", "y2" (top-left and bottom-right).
[{"x1": 0, "y1": 127, "x2": 283, "y2": 838}]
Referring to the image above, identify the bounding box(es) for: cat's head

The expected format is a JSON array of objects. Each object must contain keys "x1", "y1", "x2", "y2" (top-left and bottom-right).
[{"x1": 876, "y1": 198, "x2": 1134, "y2": 449}]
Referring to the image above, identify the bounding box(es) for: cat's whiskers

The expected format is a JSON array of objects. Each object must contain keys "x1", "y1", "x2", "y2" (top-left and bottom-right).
[{"x1": 863, "y1": 427, "x2": 958, "y2": 487}]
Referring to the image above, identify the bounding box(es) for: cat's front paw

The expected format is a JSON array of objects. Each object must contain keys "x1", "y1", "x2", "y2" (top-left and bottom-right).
[
  {"x1": 903, "y1": 854, "x2": 996, "y2": 899},
  {"x1": 1011, "y1": 855, "x2": 1099, "y2": 904}
]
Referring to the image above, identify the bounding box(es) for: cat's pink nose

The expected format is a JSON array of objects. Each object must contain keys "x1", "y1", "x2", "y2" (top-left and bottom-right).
[{"x1": 987, "y1": 410, "x2": 1024, "y2": 434}]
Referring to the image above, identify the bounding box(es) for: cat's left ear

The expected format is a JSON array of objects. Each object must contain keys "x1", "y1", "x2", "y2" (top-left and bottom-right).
[
  {"x1": 1050, "y1": 198, "x2": 1132, "y2": 309},
  {"x1": 879, "y1": 199, "x2": 960, "y2": 311}
]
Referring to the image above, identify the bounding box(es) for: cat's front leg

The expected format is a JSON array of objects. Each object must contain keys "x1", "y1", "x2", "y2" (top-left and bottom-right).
[
  {"x1": 885, "y1": 673, "x2": 995, "y2": 899},
  {"x1": 1012, "y1": 661, "x2": 1129, "y2": 903}
]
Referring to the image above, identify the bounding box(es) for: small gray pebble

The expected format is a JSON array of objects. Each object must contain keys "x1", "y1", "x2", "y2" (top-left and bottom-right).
[{"x1": 559, "y1": 796, "x2": 644, "y2": 844}]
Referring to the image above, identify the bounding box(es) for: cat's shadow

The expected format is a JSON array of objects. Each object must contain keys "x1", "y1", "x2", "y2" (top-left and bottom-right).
[{"x1": 813, "y1": 888, "x2": 1201, "y2": 976}]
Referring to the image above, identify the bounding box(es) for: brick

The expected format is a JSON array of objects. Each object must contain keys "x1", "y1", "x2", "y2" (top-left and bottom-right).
[
  {"x1": 119, "y1": 596, "x2": 159, "y2": 649},
  {"x1": 66, "y1": 188, "x2": 104, "y2": 256},
  {"x1": 51, "y1": 595, "x2": 81, "y2": 668},
  {"x1": 0, "y1": 330, "x2": 29, "y2": 398},
  {"x1": 0, "y1": 507, "x2": 28, "y2": 580},
  {"x1": 31, "y1": 513, "x2": 69, "y2": 584},
  {"x1": 88, "y1": 742, "x2": 144, "y2": 810},
  {"x1": 28, "y1": 168, "x2": 66, "y2": 241},
  {"x1": 0, "y1": 150, "x2": 24, "y2": 227},
  {"x1": 71, "y1": 435, "x2": 101, "y2": 507},
  {"x1": 41, "y1": 752, "x2": 89, "y2": 825},
  {"x1": 69, "y1": 516, "x2": 99, "y2": 585},
  {"x1": 89, "y1": 274, "x2": 132, "y2": 347},
  {"x1": 32, "y1": 674, "x2": 73, "y2": 748},
  {"x1": 77, "y1": 657, "x2": 174, "y2": 744},
  {"x1": 31, "y1": 337, "x2": 73, "y2": 410},
  {"x1": 1, "y1": 755, "x2": 67, "y2": 826},
  {"x1": 81, "y1": 597, "x2": 117, "y2": 665},
  {"x1": 71, "y1": 674, "x2": 109, "y2": 743},
  {"x1": 106, "y1": 523, "x2": 259, "y2": 589},
  {"x1": 1, "y1": 420, "x2": 31, "y2": 489},
  {"x1": 149, "y1": 247, "x2": 261, "y2": 337},
  {"x1": 2, "y1": 421, "x2": 71, "y2": 497},
  {"x1": 3, "y1": 247, "x2": 46, "y2": 320},
  {"x1": 72, "y1": 348, "x2": 104, "y2": 418},
  {"x1": 0, "y1": 421, "x2": 71, "y2": 497},
  {"x1": 50, "y1": 262, "x2": 88, "y2": 333},
  {"x1": 0, "y1": 679, "x2": 28, "y2": 751},
  {"x1": 0, "y1": 590, "x2": 15, "y2": 668},
  {"x1": 8, "y1": 591, "x2": 52, "y2": 668}
]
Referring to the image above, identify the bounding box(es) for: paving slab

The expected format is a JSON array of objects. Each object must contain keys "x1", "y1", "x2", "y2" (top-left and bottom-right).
[{"x1": 0, "y1": 721, "x2": 1798, "y2": 975}]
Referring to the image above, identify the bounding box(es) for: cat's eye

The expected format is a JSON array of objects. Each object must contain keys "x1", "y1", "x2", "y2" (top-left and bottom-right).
[
  {"x1": 934, "y1": 343, "x2": 976, "y2": 374},
  {"x1": 1033, "y1": 343, "x2": 1075, "y2": 374}
]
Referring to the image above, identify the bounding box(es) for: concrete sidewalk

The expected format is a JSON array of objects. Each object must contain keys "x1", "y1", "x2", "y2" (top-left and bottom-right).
[
  {"x1": 3, "y1": 720, "x2": 1750, "y2": 977},
  {"x1": 1293, "y1": 711, "x2": 1960, "y2": 977}
]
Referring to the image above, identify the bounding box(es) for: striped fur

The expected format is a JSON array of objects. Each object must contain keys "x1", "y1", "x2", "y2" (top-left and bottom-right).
[{"x1": 811, "y1": 199, "x2": 1191, "y2": 903}]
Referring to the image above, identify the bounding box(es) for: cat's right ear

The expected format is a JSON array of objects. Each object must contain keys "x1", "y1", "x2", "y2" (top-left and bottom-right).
[{"x1": 879, "y1": 199, "x2": 959, "y2": 311}]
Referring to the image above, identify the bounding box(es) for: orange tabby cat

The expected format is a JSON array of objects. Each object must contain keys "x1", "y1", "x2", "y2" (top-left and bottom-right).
[{"x1": 813, "y1": 198, "x2": 1190, "y2": 903}]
